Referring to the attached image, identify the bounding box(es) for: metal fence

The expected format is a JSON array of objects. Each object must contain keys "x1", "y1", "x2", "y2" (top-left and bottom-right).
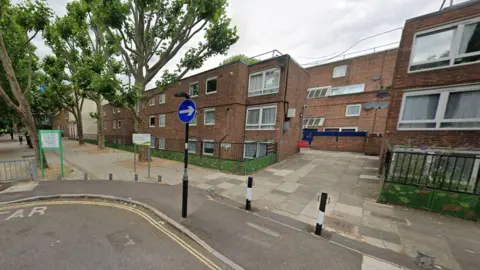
[
  {"x1": 0, "y1": 159, "x2": 37, "y2": 181},
  {"x1": 384, "y1": 150, "x2": 480, "y2": 195}
]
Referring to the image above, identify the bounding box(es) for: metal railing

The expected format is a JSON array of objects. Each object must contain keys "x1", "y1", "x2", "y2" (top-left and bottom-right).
[
  {"x1": 0, "y1": 159, "x2": 37, "y2": 181},
  {"x1": 384, "y1": 150, "x2": 480, "y2": 195}
]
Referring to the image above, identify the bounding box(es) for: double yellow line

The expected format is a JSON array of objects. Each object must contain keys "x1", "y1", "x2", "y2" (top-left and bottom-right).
[{"x1": 0, "y1": 200, "x2": 222, "y2": 270}]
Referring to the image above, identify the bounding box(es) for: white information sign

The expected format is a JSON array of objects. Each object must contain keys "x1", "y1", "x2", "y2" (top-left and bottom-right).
[
  {"x1": 40, "y1": 132, "x2": 60, "y2": 148},
  {"x1": 132, "y1": 133, "x2": 151, "y2": 146}
]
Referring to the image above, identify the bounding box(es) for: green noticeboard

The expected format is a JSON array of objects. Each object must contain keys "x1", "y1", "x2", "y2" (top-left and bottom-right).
[{"x1": 39, "y1": 130, "x2": 63, "y2": 177}]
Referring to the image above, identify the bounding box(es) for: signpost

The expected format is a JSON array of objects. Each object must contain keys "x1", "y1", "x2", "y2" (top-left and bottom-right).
[
  {"x1": 39, "y1": 130, "x2": 63, "y2": 177},
  {"x1": 177, "y1": 98, "x2": 196, "y2": 218},
  {"x1": 132, "y1": 133, "x2": 151, "y2": 177}
]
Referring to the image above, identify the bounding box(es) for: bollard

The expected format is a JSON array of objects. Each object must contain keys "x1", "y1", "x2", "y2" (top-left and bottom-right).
[
  {"x1": 134, "y1": 174, "x2": 138, "y2": 182},
  {"x1": 315, "y1": 192, "x2": 328, "y2": 236},
  {"x1": 57, "y1": 174, "x2": 61, "y2": 181},
  {"x1": 158, "y1": 175, "x2": 162, "y2": 182},
  {"x1": 109, "y1": 173, "x2": 113, "y2": 181},
  {"x1": 84, "y1": 172, "x2": 88, "y2": 180},
  {"x1": 245, "y1": 176, "x2": 253, "y2": 211}
]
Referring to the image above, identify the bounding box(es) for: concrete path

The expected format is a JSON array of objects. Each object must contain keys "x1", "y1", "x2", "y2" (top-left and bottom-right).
[{"x1": 0, "y1": 180, "x2": 411, "y2": 270}]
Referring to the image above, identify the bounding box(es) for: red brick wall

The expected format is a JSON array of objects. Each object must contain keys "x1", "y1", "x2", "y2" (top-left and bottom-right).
[
  {"x1": 52, "y1": 110, "x2": 70, "y2": 136},
  {"x1": 305, "y1": 49, "x2": 397, "y2": 133},
  {"x1": 311, "y1": 136, "x2": 366, "y2": 153},
  {"x1": 365, "y1": 133, "x2": 383, "y2": 156},
  {"x1": 386, "y1": 2, "x2": 480, "y2": 149},
  {"x1": 103, "y1": 104, "x2": 135, "y2": 142}
]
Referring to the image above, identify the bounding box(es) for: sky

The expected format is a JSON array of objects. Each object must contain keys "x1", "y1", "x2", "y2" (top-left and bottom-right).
[{"x1": 18, "y1": 0, "x2": 470, "y2": 88}]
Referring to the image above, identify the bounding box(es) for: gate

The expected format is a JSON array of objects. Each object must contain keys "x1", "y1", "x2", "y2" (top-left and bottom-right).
[{"x1": 0, "y1": 159, "x2": 37, "y2": 181}]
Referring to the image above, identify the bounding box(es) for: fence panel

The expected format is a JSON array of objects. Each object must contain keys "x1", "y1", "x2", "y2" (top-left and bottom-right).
[{"x1": 0, "y1": 159, "x2": 36, "y2": 181}]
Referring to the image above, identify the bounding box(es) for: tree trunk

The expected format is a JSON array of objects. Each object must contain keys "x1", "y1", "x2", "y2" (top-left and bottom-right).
[
  {"x1": 136, "y1": 109, "x2": 148, "y2": 162},
  {"x1": 95, "y1": 98, "x2": 105, "y2": 150},
  {"x1": 76, "y1": 110, "x2": 84, "y2": 145},
  {"x1": 23, "y1": 107, "x2": 48, "y2": 169}
]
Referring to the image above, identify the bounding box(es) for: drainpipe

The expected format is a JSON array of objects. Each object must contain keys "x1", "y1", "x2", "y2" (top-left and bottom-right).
[{"x1": 278, "y1": 55, "x2": 291, "y2": 161}]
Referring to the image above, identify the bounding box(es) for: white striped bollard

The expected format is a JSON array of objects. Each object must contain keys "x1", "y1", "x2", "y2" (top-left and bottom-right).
[
  {"x1": 315, "y1": 192, "x2": 328, "y2": 236},
  {"x1": 245, "y1": 177, "x2": 253, "y2": 211}
]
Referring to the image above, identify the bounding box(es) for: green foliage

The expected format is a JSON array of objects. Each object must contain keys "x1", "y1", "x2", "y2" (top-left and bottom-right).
[{"x1": 220, "y1": 54, "x2": 259, "y2": 66}]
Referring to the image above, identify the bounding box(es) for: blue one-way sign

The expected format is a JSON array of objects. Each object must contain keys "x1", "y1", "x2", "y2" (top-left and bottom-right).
[{"x1": 177, "y1": 99, "x2": 197, "y2": 123}]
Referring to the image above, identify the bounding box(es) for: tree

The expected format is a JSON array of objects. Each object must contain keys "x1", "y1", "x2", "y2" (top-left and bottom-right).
[
  {"x1": 96, "y1": 0, "x2": 239, "y2": 160},
  {"x1": 220, "y1": 54, "x2": 259, "y2": 66},
  {"x1": 44, "y1": 0, "x2": 123, "y2": 149},
  {"x1": 0, "y1": 0, "x2": 52, "y2": 168}
]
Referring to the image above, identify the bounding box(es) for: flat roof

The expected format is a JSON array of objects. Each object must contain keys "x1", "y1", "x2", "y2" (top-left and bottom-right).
[{"x1": 406, "y1": 0, "x2": 480, "y2": 23}]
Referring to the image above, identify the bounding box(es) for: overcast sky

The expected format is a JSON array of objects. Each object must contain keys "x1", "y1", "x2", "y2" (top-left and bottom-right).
[{"x1": 20, "y1": 0, "x2": 469, "y2": 88}]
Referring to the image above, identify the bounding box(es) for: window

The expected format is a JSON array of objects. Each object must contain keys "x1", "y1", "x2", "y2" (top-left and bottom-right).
[
  {"x1": 188, "y1": 139, "x2": 197, "y2": 154},
  {"x1": 303, "y1": 117, "x2": 325, "y2": 128},
  {"x1": 150, "y1": 136, "x2": 155, "y2": 148},
  {"x1": 117, "y1": 108, "x2": 121, "y2": 113},
  {"x1": 149, "y1": 98, "x2": 155, "y2": 106},
  {"x1": 149, "y1": 116, "x2": 155, "y2": 127},
  {"x1": 159, "y1": 114, "x2": 166, "y2": 127},
  {"x1": 246, "y1": 105, "x2": 277, "y2": 130},
  {"x1": 307, "y1": 86, "x2": 330, "y2": 99},
  {"x1": 324, "y1": 127, "x2": 358, "y2": 132},
  {"x1": 158, "y1": 137, "x2": 165, "y2": 150},
  {"x1": 159, "y1": 93, "x2": 166, "y2": 104},
  {"x1": 189, "y1": 82, "x2": 199, "y2": 97},
  {"x1": 103, "y1": 110, "x2": 106, "y2": 116},
  {"x1": 244, "y1": 142, "x2": 269, "y2": 159},
  {"x1": 117, "y1": 120, "x2": 122, "y2": 129},
  {"x1": 190, "y1": 114, "x2": 197, "y2": 126},
  {"x1": 410, "y1": 17, "x2": 480, "y2": 72},
  {"x1": 248, "y1": 68, "x2": 280, "y2": 96},
  {"x1": 112, "y1": 108, "x2": 115, "y2": 114},
  {"x1": 204, "y1": 109, "x2": 215, "y2": 125},
  {"x1": 103, "y1": 122, "x2": 106, "y2": 130},
  {"x1": 333, "y1": 65, "x2": 347, "y2": 78},
  {"x1": 113, "y1": 136, "x2": 117, "y2": 144},
  {"x1": 206, "y1": 77, "x2": 217, "y2": 94},
  {"x1": 331, "y1": 84, "x2": 365, "y2": 96},
  {"x1": 113, "y1": 120, "x2": 116, "y2": 129},
  {"x1": 202, "y1": 140, "x2": 215, "y2": 156},
  {"x1": 398, "y1": 85, "x2": 480, "y2": 130},
  {"x1": 346, "y1": 104, "x2": 361, "y2": 116}
]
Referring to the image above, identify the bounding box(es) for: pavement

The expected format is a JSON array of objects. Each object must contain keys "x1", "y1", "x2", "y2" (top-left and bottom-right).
[{"x1": 1, "y1": 136, "x2": 480, "y2": 269}]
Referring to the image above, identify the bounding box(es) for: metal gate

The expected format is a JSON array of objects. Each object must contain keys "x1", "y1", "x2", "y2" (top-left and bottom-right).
[{"x1": 0, "y1": 159, "x2": 37, "y2": 181}]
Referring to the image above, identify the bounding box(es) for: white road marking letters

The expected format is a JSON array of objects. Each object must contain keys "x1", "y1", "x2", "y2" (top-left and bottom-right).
[{"x1": 3, "y1": 206, "x2": 48, "y2": 221}]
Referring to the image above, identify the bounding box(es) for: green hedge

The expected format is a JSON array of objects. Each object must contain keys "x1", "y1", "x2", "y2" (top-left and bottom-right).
[
  {"x1": 84, "y1": 140, "x2": 275, "y2": 175},
  {"x1": 379, "y1": 182, "x2": 480, "y2": 221}
]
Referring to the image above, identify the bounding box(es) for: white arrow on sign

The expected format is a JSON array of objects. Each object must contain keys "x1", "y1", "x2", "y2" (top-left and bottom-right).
[{"x1": 179, "y1": 106, "x2": 195, "y2": 116}]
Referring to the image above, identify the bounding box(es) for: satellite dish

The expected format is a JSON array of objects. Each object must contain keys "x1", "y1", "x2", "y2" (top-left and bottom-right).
[{"x1": 376, "y1": 91, "x2": 389, "y2": 98}]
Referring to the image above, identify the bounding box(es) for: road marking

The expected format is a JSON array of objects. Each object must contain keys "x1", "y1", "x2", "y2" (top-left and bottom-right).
[
  {"x1": 246, "y1": 222, "x2": 280, "y2": 238},
  {"x1": 28, "y1": 206, "x2": 47, "y2": 217},
  {"x1": 1, "y1": 206, "x2": 48, "y2": 221},
  {"x1": 0, "y1": 201, "x2": 221, "y2": 270}
]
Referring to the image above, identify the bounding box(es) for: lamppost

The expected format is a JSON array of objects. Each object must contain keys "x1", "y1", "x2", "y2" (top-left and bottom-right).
[{"x1": 175, "y1": 91, "x2": 192, "y2": 218}]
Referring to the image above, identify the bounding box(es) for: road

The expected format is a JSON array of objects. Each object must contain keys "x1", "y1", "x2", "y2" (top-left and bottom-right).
[{"x1": 0, "y1": 201, "x2": 227, "y2": 270}]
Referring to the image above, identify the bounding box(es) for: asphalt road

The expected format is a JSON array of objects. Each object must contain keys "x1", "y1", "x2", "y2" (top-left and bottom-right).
[{"x1": 0, "y1": 201, "x2": 226, "y2": 270}]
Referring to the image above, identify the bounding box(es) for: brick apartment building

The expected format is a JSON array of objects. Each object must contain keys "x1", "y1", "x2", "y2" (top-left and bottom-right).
[
  {"x1": 385, "y1": 0, "x2": 480, "y2": 150},
  {"x1": 138, "y1": 54, "x2": 309, "y2": 161},
  {"x1": 304, "y1": 49, "x2": 398, "y2": 153},
  {"x1": 102, "y1": 104, "x2": 135, "y2": 145}
]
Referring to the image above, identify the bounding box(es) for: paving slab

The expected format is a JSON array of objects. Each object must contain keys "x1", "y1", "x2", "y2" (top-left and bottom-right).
[{"x1": 334, "y1": 203, "x2": 364, "y2": 217}]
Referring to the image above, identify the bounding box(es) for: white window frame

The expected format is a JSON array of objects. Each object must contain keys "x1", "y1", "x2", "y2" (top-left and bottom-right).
[
  {"x1": 303, "y1": 117, "x2": 325, "y2": 128},
  {"x1": 323, "y1": 127, "x2": 358, "y2": 132},
  {"x1": 248, "y1": 68, "x2": 280, "y2": 97},
  {"x1": 150, "y1": 136, "x2": 155, "y2": 149},
  {"x1": 117, "y1": 120, "x2": 122, "y2": 129},
  {"x1": 307, "y1": 86, "x2": 331, "y2": 99},
  {"x1": 243, "y1": 141, "x2": 272, "y2": 159},
  {"x1": 149, "y1": 116, "x2": 155, "y2": 128},
  {"x1": 205, "y1": 76, "x2": 217, "y2": 95},
  {"x1": 149, "y1": 98, "x2": 155, "y2": 106},
  {"x1": 117, "y1": 108, "x2": 121, "y2": 113},
  {"x1": 408, "y1": 16, "x2": 480, "y2": 73},
  {"x1": 345, "y1": 104, "x2": 361, "y2": 117},
  {"x1": 202, "y1": 140, "x2": 215, "y2": 156},
  {"x1": 189, "y1": 82, "x2": 199, "y2": 98},
  {"x1": 188, "y1": 139, "x2": 197, "y2": 154},
  {"x1": 190, "y1": 114, "x2": 197, "y2": 126},
  {"x1": 245, "y1": 105, "x2": 277, "y2": 130},
  {"x1": 158, "y1": 114, "x2": 166, "y2": 127},
  {"x1": 204, "y1": 108, "x2": 215, "y2": 125},
  {"x1": 158, "y1": 137, "x2": 166, "y2": 150},
  {"x1": 113, "y1": 120, "x2": 116, "y2": 129},
  {"x1": 333, "y1": 65, "x2": 347, "y2": 78},
  {"x1": 112, "y1": 108, "x2": 115, "y2": 114},
  {"x1": 159, "y1": 93, "x2": 166, "y2": 104},
  {"x1": 103, "y1": 121, "x2": 106, "y2": 130},
  {"x1": 330, "y1": 83, "x2": 365, "y2": 96},
  {"x1": 398, "y1": 84, "x2": 480, "y2": 131},
  {"x1": 103, "y1": 110, "x2": 107, "y2": 116}
]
